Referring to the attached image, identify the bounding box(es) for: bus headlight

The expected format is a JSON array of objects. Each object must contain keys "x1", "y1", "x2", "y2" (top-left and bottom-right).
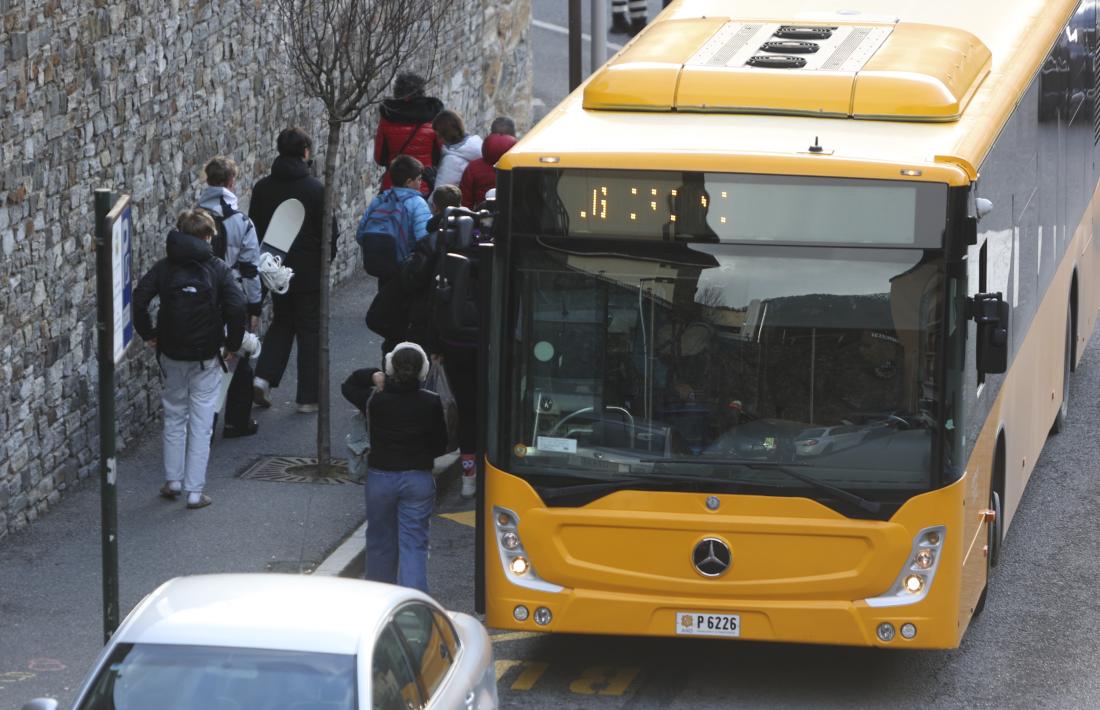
[
  {"x1": 493, "y1": 506, "x2": 564, "y2": 593},
  {"x1": 914, "y1": 549, "x2": 934, "y2": 570},
  {"x1": 865, "y1": 525, "x2": 945, "y2": 608}
]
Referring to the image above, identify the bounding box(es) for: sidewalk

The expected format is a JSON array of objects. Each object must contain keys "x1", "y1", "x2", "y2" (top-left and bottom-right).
[{"x1": 0, "y1": 272, "x2": 403, "y2": 705}]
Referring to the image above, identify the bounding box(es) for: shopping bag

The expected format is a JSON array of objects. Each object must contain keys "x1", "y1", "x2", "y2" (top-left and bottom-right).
[
  {"x1": 345, "y1": 410, "x2": 371, "y2": 482},
  {"x1": 424, "y1": 362, "x2": 459, "y2": 453}
]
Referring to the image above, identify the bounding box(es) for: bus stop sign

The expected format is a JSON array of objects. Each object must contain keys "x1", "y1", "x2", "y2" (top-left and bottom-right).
[{"x1": 105, "y1": 195, "x2": 133, "y2": 363}]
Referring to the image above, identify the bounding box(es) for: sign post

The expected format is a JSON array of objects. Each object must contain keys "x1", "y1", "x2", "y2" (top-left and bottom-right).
[
  {"x1": 590, "y1": 0, "x2": 607, "y2": 72},
  {"x1": 568, "y1": 0, "x2": 582, "y2": 90},
  {"x1": 94, "y1": 188, "x2": 133, "y2": 643}
]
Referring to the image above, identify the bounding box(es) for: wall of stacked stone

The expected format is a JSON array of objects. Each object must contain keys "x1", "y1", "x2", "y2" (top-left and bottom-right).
[{"x1": 0, "y1": 0, "x2": 533, "y2": 539}]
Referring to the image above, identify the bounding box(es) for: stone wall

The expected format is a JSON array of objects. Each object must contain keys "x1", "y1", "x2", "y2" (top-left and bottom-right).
[{"x1": 0, "y1": 0, "x2": 532, "y2": 539}]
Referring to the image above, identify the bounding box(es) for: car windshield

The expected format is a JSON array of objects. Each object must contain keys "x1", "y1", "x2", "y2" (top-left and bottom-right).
[
  {"x1": 76, "y1": 643, "x2": 357, "y2": 710},
  {"x1": 501, "y1": 235, "x2": 953, "y2": 511}
]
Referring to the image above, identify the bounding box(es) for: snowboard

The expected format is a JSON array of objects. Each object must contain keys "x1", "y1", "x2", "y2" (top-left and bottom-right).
[{"x1": 261, "y1": 198, "x2": 305, "y2": 256}]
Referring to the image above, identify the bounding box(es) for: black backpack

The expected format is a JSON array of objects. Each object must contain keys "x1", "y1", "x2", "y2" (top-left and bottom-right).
[{"x1": 156, "y1": 260, "x2": 225, "y2": 361}]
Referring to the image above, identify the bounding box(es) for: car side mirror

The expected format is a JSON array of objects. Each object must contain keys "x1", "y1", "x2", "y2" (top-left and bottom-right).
[
  {"x1": 969, "y1": 292, "x2": 1010, "y2": 374},
  {"x1": 22, "y1": 699, "x2": 60, "y2": 710}
]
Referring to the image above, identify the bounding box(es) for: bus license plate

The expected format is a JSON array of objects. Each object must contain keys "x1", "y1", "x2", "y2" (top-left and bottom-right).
[{"x1": 676, "y1": 612, "x2": 741, "y2": 637}]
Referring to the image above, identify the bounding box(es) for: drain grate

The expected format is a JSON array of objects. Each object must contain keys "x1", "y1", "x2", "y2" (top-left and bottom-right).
[{"x1": 238, "y1": 456, "x2": 360, "y2": 485}]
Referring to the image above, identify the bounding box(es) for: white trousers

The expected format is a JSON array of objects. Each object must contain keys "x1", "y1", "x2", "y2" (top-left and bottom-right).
[{"x1": 161, "y1": 356, "x2": 222, "y2": 493}]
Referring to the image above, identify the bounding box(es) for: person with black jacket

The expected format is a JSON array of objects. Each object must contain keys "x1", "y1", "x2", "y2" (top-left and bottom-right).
[
  {"x1": 349, "y1": 342, "x2": 448, "y2": 594},
  {"x1": 364, "y1": 230, "x2": 443, "y2": 357},
  {"x1": 249, "y1": 127, "x2": 326, "y2": 413},
  {"x1": 133, "y1": 209, "x2": 246, "y2": 509}
]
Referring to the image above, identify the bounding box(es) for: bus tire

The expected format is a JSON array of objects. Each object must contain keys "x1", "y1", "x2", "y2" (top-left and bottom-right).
[
  {"x1": 1050, "y1": 310, "x2": 1072, "y2": 435},
  {"x1": 988, "y1": 489, "x2": 1003, "y2": 568}
]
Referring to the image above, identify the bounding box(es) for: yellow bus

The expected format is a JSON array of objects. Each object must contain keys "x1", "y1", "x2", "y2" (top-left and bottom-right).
[{"x1": 475, "y1": 0, "x2": 1100, "y2": 648}]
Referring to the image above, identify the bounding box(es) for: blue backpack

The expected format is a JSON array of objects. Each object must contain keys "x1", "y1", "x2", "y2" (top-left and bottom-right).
[{"x1": 356, "y1": 189, "x2": 418, "y2": 279}]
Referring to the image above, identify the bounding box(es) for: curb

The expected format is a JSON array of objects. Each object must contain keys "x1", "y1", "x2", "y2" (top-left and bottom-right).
[
  {"x1": 313, "y1": 521, "x2": 368, "y2": 576},
  {"x1": 313, "y1": 451, "x2": 463, "y2": 579}
]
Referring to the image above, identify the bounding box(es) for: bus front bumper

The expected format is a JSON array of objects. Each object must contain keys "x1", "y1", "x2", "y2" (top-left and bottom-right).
[{"x1": 486, "y1": 588, "x2": 956, "y2": 649}]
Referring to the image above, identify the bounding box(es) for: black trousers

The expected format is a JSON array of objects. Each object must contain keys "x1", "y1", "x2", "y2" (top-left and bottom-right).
[
  {"x1": 224, "y1": 355, "x2": 254, "y2": 429},
  {"x1": 373, "y1": 274, "x2": 404, "y2": 361},
  {"x1": 441, "y1": 343, "x2": 478, "y2": 456},
  {"x1": 255, "y1": 290, "x2": 321, "y2": 404}
]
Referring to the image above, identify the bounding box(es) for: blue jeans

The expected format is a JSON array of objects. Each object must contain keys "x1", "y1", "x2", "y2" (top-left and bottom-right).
[{"x1": 364, "y1": 469, "x2": 435, "y2": 594}]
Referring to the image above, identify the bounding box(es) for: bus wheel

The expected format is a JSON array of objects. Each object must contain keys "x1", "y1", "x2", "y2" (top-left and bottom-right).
[
  {"x1": 988, "y1": 489, "x2": 1002, "y2": 568},
  {"x1": 1050, "y1": 310, "x2": 1072, "y2": 435},
  {"x1": 974, "y1": 489, "x2": 1002, "y2": 616}
]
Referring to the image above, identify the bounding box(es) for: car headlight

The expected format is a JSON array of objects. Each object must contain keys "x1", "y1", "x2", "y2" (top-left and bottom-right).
[
  {"x1": 493, "y1": 506, "x2": 563, "y2": 593},
  {"x1": 865, "y1": 526, "x2": 945, "y2": 607}
]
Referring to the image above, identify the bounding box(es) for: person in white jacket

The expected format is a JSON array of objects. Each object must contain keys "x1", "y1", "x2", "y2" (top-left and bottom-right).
[
  {"x1": 197, "y1": 156, "x2": 263, "y2": 438},
  {"x1": 431, "y1": 110, "x2": 483, "y2": 189}
]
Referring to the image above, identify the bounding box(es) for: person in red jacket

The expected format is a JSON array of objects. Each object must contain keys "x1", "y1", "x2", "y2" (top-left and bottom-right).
[
  {"x1": 373, "y1": 73, "x2": 443, "y2": 196},
  {"x1": 459, "y1": 129, "x2": 517, "y2": 208}
]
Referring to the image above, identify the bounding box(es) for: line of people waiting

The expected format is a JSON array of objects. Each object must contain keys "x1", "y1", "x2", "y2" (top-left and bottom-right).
[
  {"x1": 131, "y1": 70, "x2": 513, "y2": 598},
  {"x1": 133, "y1": 135, "x2": 326, "y2": 510},
  {"x1": 344, "y1": 72, "x2": 516, "y2": 594}
]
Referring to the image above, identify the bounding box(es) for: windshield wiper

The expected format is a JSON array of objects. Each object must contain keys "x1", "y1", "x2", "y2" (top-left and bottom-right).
[
  {"x1": 640, "y1": 457, "x2": 882, "y2": 514},
  {"x1": 536, "y1": 472, "x2": 743, "y2": 502}
]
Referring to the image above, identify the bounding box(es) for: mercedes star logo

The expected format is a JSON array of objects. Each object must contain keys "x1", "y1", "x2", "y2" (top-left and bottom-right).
[{"x1": 692, "y1": 537, "x2": 732, "y2": 577}]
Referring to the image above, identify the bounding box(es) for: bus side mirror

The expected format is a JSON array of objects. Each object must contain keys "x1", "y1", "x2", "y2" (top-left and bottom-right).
[
  {"x1": 969, "y1": 292, "x2": 1010, "y2": 374},
  {"x1": 961, "y1": 198, "x2": 992, "y2": 246},
  {"x1": 436, "y1": 253, "x2": 479, "y2": 343},
  {"x1": 454, "y1": 215, "x2": 476, "y2": 249}
]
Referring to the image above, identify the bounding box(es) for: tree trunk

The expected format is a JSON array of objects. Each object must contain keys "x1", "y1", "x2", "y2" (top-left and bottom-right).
[{"x1": 317, "y1": 119, "x2": 342, "y2": 472}]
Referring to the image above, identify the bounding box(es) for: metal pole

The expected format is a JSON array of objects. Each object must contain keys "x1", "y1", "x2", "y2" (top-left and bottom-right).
[
  {"x1": 568, "y1": 0, "x2": 583, "y2": 91},
  {"x1": 94, "y1": 188, "x2": 120, "y2": 643},
  {"x1": 591, "y1": 0, "x2": 608, "y2": 72}
]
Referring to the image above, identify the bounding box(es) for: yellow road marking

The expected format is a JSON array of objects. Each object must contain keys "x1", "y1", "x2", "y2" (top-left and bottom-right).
[
  {"x1": 494, "y1": 660, "x2": 522, "y2": 681},
  {"x1": 494, "y1": 660, "x2": 551, "y2": 690},
  {"x1": 510, "y1": 661, "x2": 550, "y2": 690},
  {"x1": 490, "y1": 631, "x2": 541, "y2": 643},
  {"x1": 438, "y1": 510, "x2": 476, "y2": 527}
]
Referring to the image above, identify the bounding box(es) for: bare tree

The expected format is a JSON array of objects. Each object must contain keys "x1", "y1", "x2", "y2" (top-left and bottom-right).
[{"x1": 258, "y1": 0, "x2": 452, "y2": 473}]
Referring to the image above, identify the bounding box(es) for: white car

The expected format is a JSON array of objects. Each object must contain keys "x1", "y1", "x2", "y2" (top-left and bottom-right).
[
  {"x1": 794, "y1": 424, "x2": 871, "y2": 457},
  {"x1": 24, "y1": 574, "x2": 497, "y2": 710}
]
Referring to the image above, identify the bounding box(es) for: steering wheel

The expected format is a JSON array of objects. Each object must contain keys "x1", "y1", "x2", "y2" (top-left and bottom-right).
[{"x1": 548, "y1": 406, "x2": 634, "y2": 439}]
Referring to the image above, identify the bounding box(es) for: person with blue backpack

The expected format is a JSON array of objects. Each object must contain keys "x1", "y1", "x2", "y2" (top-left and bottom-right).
[{"x1": 357, "y1": 154, "x2": 433, "y2": 354}]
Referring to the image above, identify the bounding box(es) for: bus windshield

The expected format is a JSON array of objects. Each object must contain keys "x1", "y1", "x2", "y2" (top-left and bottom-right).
[{"x1": 501, "y1": 175, "x2": 953, "y2": 515}]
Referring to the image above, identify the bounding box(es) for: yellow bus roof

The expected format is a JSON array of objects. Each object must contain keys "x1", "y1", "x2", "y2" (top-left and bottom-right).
[{"x1": 501, "y1": 0, "x2": 1077, "y2": 186}]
